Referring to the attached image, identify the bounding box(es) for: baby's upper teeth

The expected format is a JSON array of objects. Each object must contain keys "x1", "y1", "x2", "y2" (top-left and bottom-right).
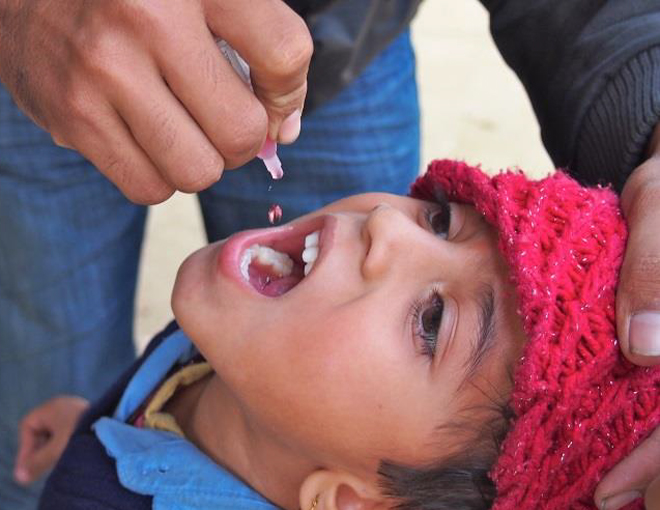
[
  {"x1": 240, "y1": 244, "x2": 293, "y2": 281},
  {"x1": 302, "y1": 246, "x2": 318, "y2": 263},
  {"x1": 305, "y1": 231, "x2": 319, "y2": 248},
  {"x1": 302, "y1": 231, "x2": 320, "y2": 276}
]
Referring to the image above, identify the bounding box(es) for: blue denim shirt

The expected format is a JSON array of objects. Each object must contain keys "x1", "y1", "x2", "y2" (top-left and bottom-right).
[{"x1": 93, "y1": 330, "x2": 278, "y2": 510}]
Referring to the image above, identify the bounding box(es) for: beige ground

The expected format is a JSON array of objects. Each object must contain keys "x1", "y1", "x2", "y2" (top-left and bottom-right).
[{"x1": 134, "y1": 0, "x2": 554, "y2": 351}]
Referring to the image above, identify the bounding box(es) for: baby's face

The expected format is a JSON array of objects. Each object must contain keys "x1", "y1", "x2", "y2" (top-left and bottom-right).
[{"x1": 172, "y1": 193, "x2": 525, "y2": 478}]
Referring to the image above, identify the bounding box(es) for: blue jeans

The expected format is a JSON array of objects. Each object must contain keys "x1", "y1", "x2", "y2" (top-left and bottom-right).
[{"x1": 0, "y1": 30, "x2": 419, "y2": 509}]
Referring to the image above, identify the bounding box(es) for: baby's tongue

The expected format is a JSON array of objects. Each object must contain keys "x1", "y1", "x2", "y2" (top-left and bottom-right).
[
  {"x1": 248, "y1": 264, "x2": 302, "y2": 297},
  {"x1": 262, "y1": 275, "x2": 302, "y2": 297}
]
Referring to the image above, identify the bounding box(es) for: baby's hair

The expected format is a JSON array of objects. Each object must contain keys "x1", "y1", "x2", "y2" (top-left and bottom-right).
[{"x1": 378, "y1": 383, "x2": 514, "y2": 509}]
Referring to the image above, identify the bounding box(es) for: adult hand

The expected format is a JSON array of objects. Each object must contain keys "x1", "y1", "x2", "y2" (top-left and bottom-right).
[
  {"x1": 616, "y1": 124, "x2": 660, "y2": 366},
  {"x1": 14, "y1": 396, "x2": 90, "y2": 485},
  {"x1": 594, "y1": 124, "x2": 660, "y2": 509},
  {"x1": 0, "y1": 0, "x2": 311, "y2": 204},
  {"x1": 594, "y1": 425, "x2": 660, "y2": 510}
]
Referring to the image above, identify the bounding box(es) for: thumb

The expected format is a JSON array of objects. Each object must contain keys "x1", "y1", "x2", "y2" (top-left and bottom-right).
[
  {"x1": 617, "y1": 156, "x2": 660, "y2": 366},
  {"x1": 206, "y1": 0, "x2": 312, "y2": 143},
  {"x1": 595, "y1": 426, "x2": 660, "y2": 509}
]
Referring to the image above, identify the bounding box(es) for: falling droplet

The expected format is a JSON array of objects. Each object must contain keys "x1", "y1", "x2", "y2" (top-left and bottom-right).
[
  {"x1": 268, "y1": 204, "x2": 283, "y2": 225},
  {"x1": 268, "y1": 185, "x2": 273, "y2": 192}
]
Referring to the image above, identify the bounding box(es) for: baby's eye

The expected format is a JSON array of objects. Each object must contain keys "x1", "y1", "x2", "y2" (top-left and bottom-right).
[
  {"x1": 414, "y1": 292, "x2": 444, "y2": 357},
  {"x1": 426, "y1": 201, "x2": 452, "y2": 239}
]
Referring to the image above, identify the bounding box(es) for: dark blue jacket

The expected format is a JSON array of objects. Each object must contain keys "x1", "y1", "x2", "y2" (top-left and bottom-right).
[{"x1": 38, "y1": 322, "x2": 179, "y2": 510}]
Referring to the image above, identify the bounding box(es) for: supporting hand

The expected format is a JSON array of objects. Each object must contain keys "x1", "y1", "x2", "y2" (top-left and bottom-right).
[
  {"x1": 595, "y1": 124, "x2": 660, "y2": 509},
  {"x1": 14, "y1": 396, "x2": 90, "y2": 485},
  {"x1": 594, "y1": 425, "x2": 660, "y2": 510},
  {"x1": 616, "y1": 124, "x2": 660, "y2": 366}
]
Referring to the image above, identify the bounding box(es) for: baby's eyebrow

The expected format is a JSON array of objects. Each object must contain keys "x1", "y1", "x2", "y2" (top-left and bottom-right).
[{"x1": 461, "y1": 284, "x2": 496, "y2": 385}]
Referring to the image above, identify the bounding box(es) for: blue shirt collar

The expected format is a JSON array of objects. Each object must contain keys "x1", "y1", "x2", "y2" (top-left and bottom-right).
[
  {"x1": 113, "y1": 329, "x2": 197, "y2": 421},
  {"x1": 94, "y1": 329, "x2": 278, "y2": 509}
]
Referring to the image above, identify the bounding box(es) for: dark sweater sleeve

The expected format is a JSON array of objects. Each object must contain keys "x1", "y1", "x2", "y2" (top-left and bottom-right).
[{"x1": 480, "y1": 0, "x2": 660, "y2": 191}]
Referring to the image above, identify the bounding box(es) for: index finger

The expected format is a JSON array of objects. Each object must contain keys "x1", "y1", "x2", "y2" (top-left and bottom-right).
[
  {"x1": 595, "y1": 426, "x2": 660, "y2": 509},
  {"x1": 15, "y1": 414, "x2": 48, "y2": 484},
  {"x1": 646, "y1": 475, "x2": 660, "y2": 510},
  {"x1": 205, "y1": 0, "x2": 313, "y2": 140},
  {"x1": 594, "y1": 429, "x2": 660, "y2": 510}
]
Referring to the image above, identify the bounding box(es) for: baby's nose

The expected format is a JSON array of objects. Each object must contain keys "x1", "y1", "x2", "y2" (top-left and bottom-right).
[{"x1": 361, "y1": 203, "x2": 413, "y2": 280}]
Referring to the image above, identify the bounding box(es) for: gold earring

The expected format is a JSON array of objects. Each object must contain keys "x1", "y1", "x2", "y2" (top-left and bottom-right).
[{"x1": 309, "y1": 495, "x2": 319, "y2": 510}]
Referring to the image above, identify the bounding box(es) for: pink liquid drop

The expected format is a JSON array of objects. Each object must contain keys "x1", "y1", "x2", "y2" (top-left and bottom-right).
[{"x1": 268, "y1": 204, "x2": 283, "y2": 225}]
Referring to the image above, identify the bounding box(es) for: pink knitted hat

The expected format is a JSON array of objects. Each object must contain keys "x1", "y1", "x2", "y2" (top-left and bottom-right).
[{"x1": 410, "y1": 159, "x2": 660, "y2": 510}]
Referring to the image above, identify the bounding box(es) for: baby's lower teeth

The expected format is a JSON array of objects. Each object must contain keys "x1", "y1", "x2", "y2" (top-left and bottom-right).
[{"x1": 240, "y1": 244, "x2": 293, "y2": 281}]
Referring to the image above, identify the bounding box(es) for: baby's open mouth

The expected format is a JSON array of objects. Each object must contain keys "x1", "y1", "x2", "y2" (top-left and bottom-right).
[{"x1": 239, "y1": 230, "x2": 320, "y2": 297}]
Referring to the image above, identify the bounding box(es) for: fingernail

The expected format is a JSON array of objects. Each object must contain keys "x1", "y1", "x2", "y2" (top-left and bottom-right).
[
  {"x1": 629, "y1": 311, "x2": 660, "y2": 356},
  {"x1": 601, "y1": 490, "x2": 642, "y2": 510},
  {"x1": 14, "y1": 468, "x2": 29, "y2": 484},
  {"x1": 278, "y1": 109, "x2": 301, "y2": 144}
]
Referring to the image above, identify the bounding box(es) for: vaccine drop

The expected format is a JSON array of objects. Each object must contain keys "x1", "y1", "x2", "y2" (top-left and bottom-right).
[{"x1": 268, "y1": 204, "x2": 283, "y2": 225}]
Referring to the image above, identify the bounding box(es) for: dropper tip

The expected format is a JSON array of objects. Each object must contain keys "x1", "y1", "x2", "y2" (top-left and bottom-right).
[
  {"x1": 258, "y1": 138, "x2": 284, "y2": 180},
  {"x1": 265, "y1": 157, "x2": 284, "y2": 180}
]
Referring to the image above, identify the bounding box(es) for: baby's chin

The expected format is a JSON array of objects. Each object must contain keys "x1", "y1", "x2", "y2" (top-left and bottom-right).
[{"x1": 171, "y1": 243, "x2": 222, "y2": 328}]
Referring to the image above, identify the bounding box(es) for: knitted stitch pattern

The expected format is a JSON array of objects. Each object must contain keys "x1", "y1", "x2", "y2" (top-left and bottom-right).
[{"x1": 411, "y1": 160, "x2": 660, "y2": 510}]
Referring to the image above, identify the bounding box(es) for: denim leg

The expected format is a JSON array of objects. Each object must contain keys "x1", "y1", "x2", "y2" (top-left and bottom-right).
[
  {"x1": 0, "y1": 86, "x2": 143, "y2": 509},
  {"x1": 198, "y1": 30, "x2": 420, "y2": 240}
]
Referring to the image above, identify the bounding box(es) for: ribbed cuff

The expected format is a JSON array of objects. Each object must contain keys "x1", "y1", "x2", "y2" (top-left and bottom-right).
[{"x1": 574, "y1": 47, "x2": 660, "y2": 192}]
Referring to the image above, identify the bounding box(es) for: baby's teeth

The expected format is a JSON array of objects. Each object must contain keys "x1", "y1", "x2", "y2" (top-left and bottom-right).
[
  {"x1": 305, "y1": 231, "x2": 320, "y2": 248},
  {"x1": 240, "y1": 244, "x2": 293, "y2": 281},
  {"x1": 302, "y1": 230, "x2": 321, "y2": 276},
  {"x1": 302, "y1": 246, "x2": 318, "y2": 263}
]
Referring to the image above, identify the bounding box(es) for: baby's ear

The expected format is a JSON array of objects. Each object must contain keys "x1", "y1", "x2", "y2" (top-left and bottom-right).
[{"x1": 299, "y1": 470, "x2": 387, "y2": 510}]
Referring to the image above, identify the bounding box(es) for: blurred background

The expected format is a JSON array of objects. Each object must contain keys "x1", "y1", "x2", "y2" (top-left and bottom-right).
[{"x1": 134, "y1": 0, "x2": 554, "y2": 351}]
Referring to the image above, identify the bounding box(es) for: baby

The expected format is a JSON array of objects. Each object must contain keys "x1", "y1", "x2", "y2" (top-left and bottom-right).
[{"x1": 18, "y1": 160, "x2": 660, "y2": 509}]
